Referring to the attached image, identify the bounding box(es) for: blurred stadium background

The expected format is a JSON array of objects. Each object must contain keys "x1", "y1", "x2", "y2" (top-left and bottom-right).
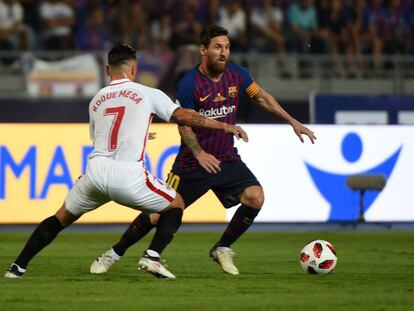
[{"x1": 1, "y1": 0, "x2": 413, "y2": 224}]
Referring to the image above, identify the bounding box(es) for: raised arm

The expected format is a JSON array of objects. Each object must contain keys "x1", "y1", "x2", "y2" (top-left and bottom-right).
[
  {"x1": 252, "y1": 88, "x2": 316, "y2": 144},
  {"x1": 170, "y1": 107, "x2": 248, "y2": 142}
]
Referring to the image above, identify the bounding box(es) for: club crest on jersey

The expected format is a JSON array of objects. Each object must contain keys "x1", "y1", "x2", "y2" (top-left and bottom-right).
[
  {"x1": 228, "y1": 86, "x2": 238, "y2": 98},
  {"x1": 213, "y1": 92, "x2": 226, "y2": 102}
]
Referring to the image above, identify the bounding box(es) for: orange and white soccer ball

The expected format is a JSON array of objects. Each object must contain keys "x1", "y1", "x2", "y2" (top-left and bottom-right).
[{"x1": 300, "y1": 240, "x2": 337, "y2": 274}]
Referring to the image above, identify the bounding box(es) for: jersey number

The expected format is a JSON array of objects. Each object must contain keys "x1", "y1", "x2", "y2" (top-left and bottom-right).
[
  {"x1": 166, "y1": 172, "x2": 180, "y2": 190},
  {"x1": 104, "y1": 106, "x2": 125, "y2": 151}
]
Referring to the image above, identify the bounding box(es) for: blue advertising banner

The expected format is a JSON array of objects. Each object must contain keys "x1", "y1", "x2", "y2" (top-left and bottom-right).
[{"x1": 310, "y1": 94, "x2": 414, "y2": 124}]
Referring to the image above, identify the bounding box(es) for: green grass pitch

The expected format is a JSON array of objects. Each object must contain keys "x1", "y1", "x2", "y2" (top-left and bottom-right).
[{"x1": 1, "y1": 231, "x2": 413, "y2": 310}]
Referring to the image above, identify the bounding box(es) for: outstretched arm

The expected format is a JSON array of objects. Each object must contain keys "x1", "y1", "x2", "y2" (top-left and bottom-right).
[
  {"x1": 252, "y1": 88, "x2": 316, "y2": 143},
  {"x1": 171, "y1": 108, "x2": 248, "y2": 142},
  {"x1": 178, "y1": 125, "x2": 221, "y2": 173}
]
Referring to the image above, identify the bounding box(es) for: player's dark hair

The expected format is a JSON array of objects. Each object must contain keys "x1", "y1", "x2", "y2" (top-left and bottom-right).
[
  {"x1": 199, "y1": 25, "x2": 229, "y2": 47},
  {"x1": 107, "y1": 44, "x2": 136, "y2": 67}
]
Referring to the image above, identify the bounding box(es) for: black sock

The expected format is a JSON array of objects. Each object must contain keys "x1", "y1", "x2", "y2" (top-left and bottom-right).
[
  {"x1": 216, "y1": 205, "x2": 260, "y2": 248},
  {"x1": 112, "y1": 213, "x2": 155, "y2": 256},
  {"x1": 14, "y1": 216, "x2": 64, "y2": 269},
  {"x1": 147, "y1": 208, "x2": 183, "y2": 255}
]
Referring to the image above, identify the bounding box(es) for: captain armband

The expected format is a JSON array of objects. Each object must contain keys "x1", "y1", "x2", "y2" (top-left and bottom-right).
[{"x1": 245, "y1": 82, "x2": 260, "y2": 98}]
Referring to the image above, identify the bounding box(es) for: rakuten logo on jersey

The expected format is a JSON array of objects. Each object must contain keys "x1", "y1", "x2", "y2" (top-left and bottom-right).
[{"x1": 199, "y1": 105, "x2": 236, "y2": 119}]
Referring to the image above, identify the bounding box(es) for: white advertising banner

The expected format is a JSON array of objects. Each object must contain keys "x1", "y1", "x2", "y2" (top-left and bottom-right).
[
  {"x1": 1, "y1": 124, "x2": 412, "y2": 223},
  {"x1": 233, "y1": 125, "x2": 413, "y2": 222},
  {"x1": 26, "y1": 54, "x2": 101, "y2": 97}
]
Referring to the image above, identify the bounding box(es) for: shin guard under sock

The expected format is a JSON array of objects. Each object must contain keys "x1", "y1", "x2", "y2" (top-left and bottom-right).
[
  {"x1": 147, "y1": 208, "x2": 183, "y2": 255},
  {"x1": 113, "y1": 213, "x2": 155, "y2": 256},
  {"x1": 216, "y1": 205, "x2": 260, "y2": 247},
  {"x1": 15, "y1": 215, "x2": 64, "y2": 269}
]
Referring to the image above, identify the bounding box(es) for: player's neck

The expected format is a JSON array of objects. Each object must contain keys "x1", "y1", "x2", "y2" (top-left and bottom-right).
[
  {"x1": 110, "y1": 72, "x2": 132, "y2": 82},
  {"x1": 198, "y1": 64, "x2": 223, "y2": 82}
]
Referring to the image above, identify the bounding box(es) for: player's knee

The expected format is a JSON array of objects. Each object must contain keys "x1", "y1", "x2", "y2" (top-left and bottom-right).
[
  {"x1": 55, "y1": 204, "x2": 79, "y2": 227},
  {"x1": 168, "y1": 193, "x2": 185, "y2": 210},
  {"x1": 149, "y1": 213, "x2": 160, "y2": 225},
  {"x1": 248, "y1": 193, "x2": 264, "y2": 209},
  {"x1": 241, "y1": 186, "x2": 264, "y2": 209}
]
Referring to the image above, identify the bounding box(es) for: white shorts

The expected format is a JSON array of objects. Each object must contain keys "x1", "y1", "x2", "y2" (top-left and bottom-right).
[{"x1": 65, "y1": 157, "x2": 176, "y2": 216}]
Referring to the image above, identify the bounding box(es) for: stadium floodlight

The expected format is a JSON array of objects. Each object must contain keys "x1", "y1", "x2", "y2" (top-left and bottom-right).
[{"x1": 346, "y1": 174, "x2": 387, "y2": 223}]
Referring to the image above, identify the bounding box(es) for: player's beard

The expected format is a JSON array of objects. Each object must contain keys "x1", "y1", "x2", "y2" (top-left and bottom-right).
[{"x1": 208, "y1": 56, "x2": 228, "y2": 75}]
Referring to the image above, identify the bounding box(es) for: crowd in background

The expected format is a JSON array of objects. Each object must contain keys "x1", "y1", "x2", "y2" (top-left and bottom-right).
[{"x1": 0, "y1": 0, "x2": 414, "y2": 69}]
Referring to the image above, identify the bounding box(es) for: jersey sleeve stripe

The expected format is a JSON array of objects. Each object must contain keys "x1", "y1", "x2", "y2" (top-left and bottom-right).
[{"x1": 245, "y1": 82, "x2": 260, "y2": 97}]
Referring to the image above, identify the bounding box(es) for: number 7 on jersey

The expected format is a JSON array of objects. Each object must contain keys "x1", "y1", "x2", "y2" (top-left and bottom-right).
[{"x1": 104, "y1": 106, "x2": 125, "y2": 151}]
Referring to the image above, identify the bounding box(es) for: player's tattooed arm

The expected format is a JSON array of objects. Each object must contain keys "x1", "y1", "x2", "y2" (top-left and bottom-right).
[
  {"x1": 252, "y1": 88, "x2": 316, "y2": 144},
  {"x1": 171, "y1": 107, "x2": 208, "y2": 128},
  {"x1": 178, "y1": 125, "x2": 222, "y2": 173},
  {"x1": 171, "y1": 108, "x2": 248, "y2": 142},
  {"x1": 178, "y1": 125, "x2": 202, "y2": 155}
]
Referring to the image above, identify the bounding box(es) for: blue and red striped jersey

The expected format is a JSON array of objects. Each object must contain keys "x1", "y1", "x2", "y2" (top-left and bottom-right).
[{"x1": 172, "y1": 63, "x2": 260, "y2": 173}]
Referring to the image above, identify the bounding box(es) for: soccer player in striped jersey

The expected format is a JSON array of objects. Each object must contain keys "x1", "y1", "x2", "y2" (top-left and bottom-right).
[
  {"x1": 90, "y1": 26, "x2": 316, "y2": 276},
  {"x1": 4, "y1": 43, "x2": 248, "y2": 279}
]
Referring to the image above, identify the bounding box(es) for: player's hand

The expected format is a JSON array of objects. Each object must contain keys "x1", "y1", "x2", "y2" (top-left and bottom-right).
[
  {"x1": 196, "y1": 150, "x2": 221, "y2": 174},
  {"x1": 148, "y1": 132, "x2": 157, "y2": 140},
  {"x1": 291, "y1": 121, "x2": 316, "y2": 144},
  {"x1": 224, "y1": 124, "x2": 249, "y2": 142}
]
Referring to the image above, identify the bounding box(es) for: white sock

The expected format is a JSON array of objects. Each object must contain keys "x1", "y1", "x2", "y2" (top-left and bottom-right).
[
  {"x1": 110, "y1": 248, "x2": 121, "y2": 259},
  {"x1": 146, "y1": 249, "x2": 160, "y2": 258},
  {"x1": 12, "y1": 263, "x2": 26, "y2": 273}
]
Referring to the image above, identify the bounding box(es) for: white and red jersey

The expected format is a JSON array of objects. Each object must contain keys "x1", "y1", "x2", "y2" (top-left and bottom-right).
[{"x1": 88, "y1": 78, "x2": 179, "y2": 161}]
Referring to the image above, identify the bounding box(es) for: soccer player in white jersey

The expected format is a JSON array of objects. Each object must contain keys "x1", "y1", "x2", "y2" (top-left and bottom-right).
[
  {"x1": 4, "y1": 44, "x2": 248, "y2": 279},
  {"x1": 89, "y1": 26, "x2": 316, "y2": 277}
]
